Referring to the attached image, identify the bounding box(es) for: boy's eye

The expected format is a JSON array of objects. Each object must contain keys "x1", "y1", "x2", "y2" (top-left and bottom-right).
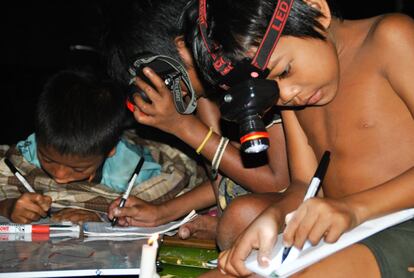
[
  {"x1": 41, "y1": 157, "x2": 52, "y2": 164},
  {"x1": 73, "y1": 167, "x2": 88, "y2": 173},
  {"x1": 277, "y1": 64, "x2": 291, "y2": 79}
]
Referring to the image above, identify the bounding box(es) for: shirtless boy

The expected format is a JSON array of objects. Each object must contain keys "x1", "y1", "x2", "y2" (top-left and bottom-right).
[{"x1": 181, "y1": 0, "x2": 414, "y2": 276}]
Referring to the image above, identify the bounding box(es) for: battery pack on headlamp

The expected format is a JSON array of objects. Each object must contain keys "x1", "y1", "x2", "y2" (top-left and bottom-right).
[
  {"x1": 128, "y1": 53, "x2": 197, "y2": 114},
  {"x1": 220, "y1": 79, "x2": 279, "y2": 153}
]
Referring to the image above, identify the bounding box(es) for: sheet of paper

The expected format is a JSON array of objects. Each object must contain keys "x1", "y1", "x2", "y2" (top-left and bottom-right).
[
  {"x1": 83, "y1": 210, "x2": 197, "y2": 237},
  {"x1": 245, "y1": 208, "x2": 414, "y2": 277}
]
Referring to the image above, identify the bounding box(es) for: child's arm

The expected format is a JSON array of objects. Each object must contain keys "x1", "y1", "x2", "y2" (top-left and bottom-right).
[
  {"x1": 130, "y1": 68, "x2": 290, "y2": 193},
  {"x1": 0, "y1": 199, "x2": 17, "y2": 219},
  {"x1": 108, "y1": 180, "x2": 216, "y2": 227},
  {"x1": 218, "y1": 110, "x2": 316, "y2": 276},
  {"x1": 51, "y1": 208, "x2": 102, "y2": 223},
  {"x1": 0, "y1": 193, "x2": 51, "y2": 223}
]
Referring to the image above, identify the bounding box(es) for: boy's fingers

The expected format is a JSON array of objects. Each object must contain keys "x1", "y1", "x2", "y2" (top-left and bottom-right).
[
  {"x1": 133, "y1": 93, "x2": 155, "y2": 116},
  {"x1": 178, "y1": 226, "x2": 191, "y2": 239},
  {"x1": 257, "y1": 232, "x2": 277, "y2": 268},
  {"x1": 225, "y1": 238, "x2": 256, "y2": 276},
  {"x1": 17, "y1": 194, "x2": 48, "y2": 218},
  {"x1": 307, "y1": 219, "x2": 330, "y2": 246},
  {"x1": 292, "y1": 211, "x2": 319, "y2": 249},
  {"x1": 285, "y1": 211, "x2": 295, "y2": 224},
  {"x1": 283, "y1": 208, "x2": 306, "y2": 247},
  {"x1": 39, "y1": 195, "x2": 52, "y2": 212},
  {"x1": 108, "y1": 199, "x2": 122, "y2": 217},
  {"x1": 134, "y1": 72, "x2": 162, "y2": 104},
  {"x1": 33, "y1": 195, "x2": 52, "y2": 215},
  {"x1": 113, "y1": 206, "x2": 140, "y2": 218},
  {"x1": 142, "y1": 67, "x2": 169, "y2": 98}
]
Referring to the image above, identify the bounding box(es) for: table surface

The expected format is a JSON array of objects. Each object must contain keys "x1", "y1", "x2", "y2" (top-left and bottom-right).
[{"x1": 0, "y1": 233, "x2": 147, "y2": 277}]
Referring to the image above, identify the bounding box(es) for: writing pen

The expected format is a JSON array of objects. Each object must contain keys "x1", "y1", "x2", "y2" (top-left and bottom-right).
[
  {"x1": 4, "y1": 158, "x2": 52, "y2": 217},
  {"x1": 111, "y1": 157, "x2": 145, "y2": 227},
  {"x1": 0, "y1": 223, "x2": 80, "y2": 233},
  {"x1": 4, "y1": 158, "x2": 36, "y2": 193},
  {"x1": 281, "y1": 150, "x2": 331, "y2": 264}
]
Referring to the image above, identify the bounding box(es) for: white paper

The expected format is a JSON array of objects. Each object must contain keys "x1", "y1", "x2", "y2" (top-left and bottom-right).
[
  {"x1": 83, "y1": 210, "x2": 197, "y2": 237},
  {"x1": 245, "y1": 208, "x2": 414, "y2": 277}
]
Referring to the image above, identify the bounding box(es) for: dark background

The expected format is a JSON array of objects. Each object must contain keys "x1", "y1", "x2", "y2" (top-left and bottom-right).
[{"x1": 1, "y1": 0, "x2": 413, "y2": 145}]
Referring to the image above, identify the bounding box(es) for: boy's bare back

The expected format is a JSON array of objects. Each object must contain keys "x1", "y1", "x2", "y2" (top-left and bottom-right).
[{"x1": 295, "y1": 14, "x2": 414, "y2": 198}]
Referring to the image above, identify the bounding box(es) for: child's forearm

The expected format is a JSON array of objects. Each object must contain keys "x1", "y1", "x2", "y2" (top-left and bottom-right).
[
  {"x1": 175, "y1": 116, "x2": 288, "y2": 192},
  {"x1": 342, "y1": 166, "x2": 414, "y2": 226},
  {"x1": 0, "y1": 199, "x2": 17, "y2": 219},
  {"x1": 159, "y1": 180, "x2": 216, "y2": 223}
]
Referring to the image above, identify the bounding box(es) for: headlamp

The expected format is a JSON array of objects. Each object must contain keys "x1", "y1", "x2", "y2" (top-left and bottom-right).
[
  {"x1": 127, "y1": 53, "x2": 197, "y2": 114},
  {"x1": 198, "y1": 0, "x2": 294, "y2": 153},
  {"x1": 220, "y1": 79, "x2": 280, "y2": 153}
]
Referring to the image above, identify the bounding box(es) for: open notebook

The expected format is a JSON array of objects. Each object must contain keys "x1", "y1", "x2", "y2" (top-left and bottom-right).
[
  {"x1": 245, "y1": 208, "x2": 414, "y2": 278},
  {"x1": 83, "y1": 210, "x2": 197, "y2": 237}
]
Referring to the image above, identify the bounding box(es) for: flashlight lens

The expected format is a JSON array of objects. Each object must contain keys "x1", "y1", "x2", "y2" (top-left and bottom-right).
[
  {"x1": 239, "y1": 115, "x2": 270, "y2": 154},
  {"x1": 242, "y1": 138, "x2": 270, "y2": 153}
]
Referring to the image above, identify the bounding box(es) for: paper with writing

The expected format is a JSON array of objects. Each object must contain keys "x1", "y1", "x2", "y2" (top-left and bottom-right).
[
  {"x1": 83, "y1": 210, "x2": 197, "y2": 237},
  {"x1": 245, "y1": 208, "x2": 414, "y2": 277}
]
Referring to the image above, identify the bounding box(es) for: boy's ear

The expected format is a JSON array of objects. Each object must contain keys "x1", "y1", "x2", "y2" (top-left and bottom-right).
[
  {"x1": 107, "y1": 147, "x2": 116, "y2": 158},
  {"x1": 303, "y1": 0, "x2": 331, "y2": 29},
  {"x1": 174, "y1": 36, "x2": 194, "y2": 68}
]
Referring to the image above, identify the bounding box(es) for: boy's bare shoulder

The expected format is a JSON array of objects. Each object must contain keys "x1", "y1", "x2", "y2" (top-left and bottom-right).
[{"x1": 367, "y1": 13, "x2": 414, "y2": 51}]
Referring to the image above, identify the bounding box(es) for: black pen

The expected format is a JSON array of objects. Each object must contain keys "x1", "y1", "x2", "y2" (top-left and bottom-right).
[
  {"x1": 4, "y1": 158, "x2": 51, "y2": 217},
  {"x1": 281, "y1": 151, "x2": 331, "y2": 264},
  {"x1": 111, "y1": 157, "x2": 145, "y2": 227}
]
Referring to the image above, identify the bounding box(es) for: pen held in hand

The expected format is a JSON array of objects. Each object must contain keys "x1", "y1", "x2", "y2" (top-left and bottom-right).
[
  {"x1": 4, "y1": 158, "x2": 36, "y2": 193},
  {"x1": 4, "y1": 158, "x2": 52, "y2": 217},
  {"x1": 111, "y1": 157, "x2": 145, "y2": 227},
  {"x1": 281, "y1": 151, "x2": 331, "y2": 264}
]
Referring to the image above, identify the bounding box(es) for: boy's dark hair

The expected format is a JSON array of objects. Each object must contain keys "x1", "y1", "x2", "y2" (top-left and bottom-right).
[
  {"x1": 182, "y1": 0, "x2": 338, "y2": 89},
  {"x1": 35, "y1": 70, "x2": 127, "y2": 157},
  {"x1": 101, "y1": 0, "x2": 191, "y2": 85}
]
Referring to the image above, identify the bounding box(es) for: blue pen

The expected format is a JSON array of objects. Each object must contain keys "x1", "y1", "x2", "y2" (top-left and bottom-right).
[{"x1": 281, "y1": 151, "x2": 331, "y2": 264}]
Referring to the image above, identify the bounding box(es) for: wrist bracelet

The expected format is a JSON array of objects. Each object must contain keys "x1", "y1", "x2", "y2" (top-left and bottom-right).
[
  {"x1": 211, "y1": 136, "x2": 230, "y2": 180},
  {"x1": 196, "y1": 127, "x2": 214, "y2": 154}
]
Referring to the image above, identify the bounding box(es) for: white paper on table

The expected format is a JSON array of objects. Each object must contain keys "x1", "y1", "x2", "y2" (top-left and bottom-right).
[
  {"x1": 83, "y1": 210, "x2": 197, "y2": 237},
  {"x1": 245, "y1": 208, "x2": 414, "y2": 278}
]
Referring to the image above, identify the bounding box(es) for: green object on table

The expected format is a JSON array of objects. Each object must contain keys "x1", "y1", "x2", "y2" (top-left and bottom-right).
[
  {"x1": 159, "y1": 263, "x2": 211, "y2": 278},
  {"x1": 158, "y1": 245, "x2": 218, "y2": 269}
]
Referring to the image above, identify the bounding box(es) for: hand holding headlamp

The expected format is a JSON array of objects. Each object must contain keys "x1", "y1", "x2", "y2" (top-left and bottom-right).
[{"x1": 127, "y1": 53, "x2": 197, "y2": 115}]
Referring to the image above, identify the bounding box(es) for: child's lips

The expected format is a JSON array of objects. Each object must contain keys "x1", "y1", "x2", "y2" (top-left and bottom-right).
[{"x1": 306, "y1": 90, "x2": 322, "y2": 105}]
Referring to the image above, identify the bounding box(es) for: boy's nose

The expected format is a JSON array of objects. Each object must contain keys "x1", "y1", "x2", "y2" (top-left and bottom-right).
[
  {"x1": 51, "y1": 165, "x2": 73, "y2": 183},
  {"x1": 278, "y1": 85, "x2": 302, "y2": 105}
]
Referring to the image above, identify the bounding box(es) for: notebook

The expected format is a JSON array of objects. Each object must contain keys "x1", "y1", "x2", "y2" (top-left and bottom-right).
[
  {"x1": 245, "y1": 208, "x2": 414, "y2": 277},
  {"x1": 83, "y1": 210, "x2": 197, "y2": 237}
]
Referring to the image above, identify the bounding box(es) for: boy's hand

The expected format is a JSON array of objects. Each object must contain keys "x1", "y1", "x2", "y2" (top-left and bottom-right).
[
  {"x1": 218, "y1": 205, "x2": 281, "y2": 277},
  {"x1": 130, "y1": 67, "x2": 190, "y2": 134},
  {"x1": 10, "y1": 193, "x2": 52, "y2": 224},
  {"x1": 108, "y1": 196, "x2": 165, "y2": 227},
  {"x1": 51, "y1": 208, "x2": 101, "y2": 223},
  {"x1": 283, "y1": 198, "x2": 358, "y2": 250}
]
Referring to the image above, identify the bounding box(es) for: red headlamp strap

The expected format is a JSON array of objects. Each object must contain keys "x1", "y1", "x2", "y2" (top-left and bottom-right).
[
  {"x1": 198, "y1": 0, "x2": 234, "y2": 76},
  {"x1": 252, "y1": 0, "x2": 294, "y2": 70},
  {"x1": 198, "y1": 0, "x2": 294, "y2": 76}
]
